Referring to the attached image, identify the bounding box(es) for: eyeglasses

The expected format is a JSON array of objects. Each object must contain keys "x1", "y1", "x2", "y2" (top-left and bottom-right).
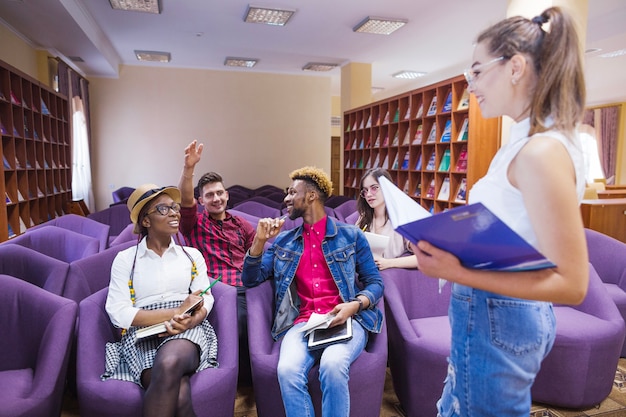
[
  {"x1": 146, "y1": 202, "x2": 181, "y2": 216},
  {"x1": 464, "y1": 56, "x2": 506, "y2": 87},
  {"x1": 360, "y1": 184, "x2": 380, "y2": 198}
]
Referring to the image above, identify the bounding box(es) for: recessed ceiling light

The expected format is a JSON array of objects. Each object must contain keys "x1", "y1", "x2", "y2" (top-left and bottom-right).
[
  {"x1": 353, "y1": 16, "x2": 407, "y2": 35},
  {"x1": 302, "y1": 63, "x2": 339, "y2": 72},
  {"x1": 109, "y1": 0, "x2": 161, "y2": 14},
  {"x1": 134, "y1": 50, "x2": 171, "y2": 63},
  {"x1": 392, "y1": 71, "x2": 427, "y2": 79},
  {"x1": 224, "y1": 57, "x2": 258, "y2": 68},
  {"x1": 599, "y1": 48, "x2": 626, "y2": 58},
  {"x1": 244, "y1": 5, "x2": 295, "y2": 26}
]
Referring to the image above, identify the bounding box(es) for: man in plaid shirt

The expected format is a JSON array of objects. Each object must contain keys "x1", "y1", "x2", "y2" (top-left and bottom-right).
[{"x1": 178, "y1": 140, "x2": 256, "y2": 385}]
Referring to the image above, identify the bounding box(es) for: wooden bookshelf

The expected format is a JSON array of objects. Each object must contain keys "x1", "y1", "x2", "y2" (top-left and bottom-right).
[
  {"x1": 0, "y1": 59, "x2": 72, "y2": 241},
  {"x1": 343, "y1": 75, "x2": 501, "y2": 213}
]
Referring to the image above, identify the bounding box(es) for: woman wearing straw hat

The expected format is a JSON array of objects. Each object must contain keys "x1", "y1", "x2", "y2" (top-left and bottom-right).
[{"x1": 103, "y1": 184, "x2": 218, "y2": 417}]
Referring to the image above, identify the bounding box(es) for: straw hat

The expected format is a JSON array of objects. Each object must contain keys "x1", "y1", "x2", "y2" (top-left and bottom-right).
[{"x1": 127, "y1": 184, "x2": 181, "y2": 224}]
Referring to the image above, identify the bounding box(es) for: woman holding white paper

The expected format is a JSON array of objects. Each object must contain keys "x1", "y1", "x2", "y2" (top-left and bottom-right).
[
  {"x1": 356, "y1": 167, "x2": 417, "y2": 270},
  {"x1": 411, "y1": 7, "x2": 589, "y2": 416}
]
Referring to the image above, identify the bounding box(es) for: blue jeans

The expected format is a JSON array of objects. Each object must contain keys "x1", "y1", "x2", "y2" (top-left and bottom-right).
[
  {"x1": 437, "y1": 284, "x2": 556, "y2": 417},
  {"x1": 277, "y1": 321, "x2": 367, "y2": 417}
]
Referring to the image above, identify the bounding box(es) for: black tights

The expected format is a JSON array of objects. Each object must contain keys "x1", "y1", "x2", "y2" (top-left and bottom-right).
[{"x1": 141, "y1": 339, "x2": 200, "y2": 417}]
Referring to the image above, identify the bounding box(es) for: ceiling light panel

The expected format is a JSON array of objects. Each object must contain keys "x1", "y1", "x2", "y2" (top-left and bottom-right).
[
  {"x1": 392, "y1": 71, "x2": 427, "y2": 79},
  {"x1": 109, "y1": 0, "x2": 161, "y2": 14},
  {"x1": 302, "y1": 63, "x2": 338, "y2": 72},
  {"x1": 244, "y1": 6, "x2": 295, "y2": 26},
  {"x1": 353, "y1": 17, "x2": 407, "y2": 35},
  {"x1": 224, "y1": 57, "x2": 258, "y2": 68},
  {"x1": 135, "y1": 50, "x2": 171, "y2": 62}
]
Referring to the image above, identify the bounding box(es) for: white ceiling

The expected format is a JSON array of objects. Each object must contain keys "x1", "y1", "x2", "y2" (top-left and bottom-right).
[{"x1": 0, "y1": 0, "x2": 625, "y2": 104}]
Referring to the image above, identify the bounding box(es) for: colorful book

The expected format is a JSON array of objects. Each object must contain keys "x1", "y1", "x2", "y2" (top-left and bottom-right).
[
  {"x1": 413, "y1": 125, "x2": 423, "y2": 144},
  {"x1": 457, "y1": 88, "x2": 470, "y2": 111},
  {"x1": 392, "y1": 153, "x2": 399, "y2": 170},
  {"x1": 41, "y1": 98, "x2": 50, "y2": 115},
  {"x1": 8, "y1": 224, "x2": 16, "y2": 238},
  {"x1": 426, "y1": 95, "x2": 438, "y2": 116},
  {"x1": 437, "y1": 177, "x2": 451, "y2": 201},
  {"x1": 442, "y1": 90, "x2": 453, "y2": 113},
  {"x1": 0, "y1": 120, "x2": 7, "y2": 135},
  {"x1": 365, "y1": 114, "x2": 372, "y2": 128},
  {"x1": 382, "y1": 154, "x2": 390, "y2": 169},
  {"x1": 5, "y1": 192, "x2": 11, "y2": 204},
  {"x1": 426, "y1": 123, "x2": 437, "y2": 143},
  {"x1": 438, "y1": 149, "x2": 451, "y2": 172},
  {"x1": 393, "y1": 109, "x2": 400, "y2": 123},
  {"x1": 415, "y1": 153, "x2": 422, "y2": 170},
  {"x1": 391, "y1": 131, "x2": 399, "y2": 146},
  {"x1": 425, "y1": 152, "x2": 437, "y2": 171},
  {"x1": 10, "y1": 91, "x2": 21, "y2": 106},
  {"x1": 401, "y1": 153, "x2": 410, "y2": 170},
  {"x1": 440, "y1": 119, "x2": 452, "y2": 142},
  {"x1": 456, "y1": 146, "x2": 468, "y2": 172},
  {"x1": 381, "y1": 110, "x2": 389, "y2": 125},
  {"x1": 425, "y1": 179, "x2": 436, "y2": 198},
  {"x1": 378, "y1": 176, "x2": 557, "y2": 271},
  {"x1": 404, "y1": 105, "x2": 411, "y2": 120},
  {"x1": 457, "y1": 117, "x2": 469, "y2": 141},
  {"x1": 455, "y1": 178, "x2": 467, "y2": 203},
  {"x1": 416, "y1": 102, "x2": 424, "y2": 118},
  {"x1": 3, "y1": 155, "x2": 10, "y2": 169}
]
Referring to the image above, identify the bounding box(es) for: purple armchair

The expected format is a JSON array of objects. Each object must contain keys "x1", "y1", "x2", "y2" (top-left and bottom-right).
[
  {"x1": 111, "y1": 186, "x2": 135, "y2": 204},
  {"x1": 332, "y1": 199, "x2": 357, "y2": 223},
  {"x1": 233, "y1": 201, "x2": 281, "y2": 219},
  {"x1": 88, "y1": 204, "x2": 133, "y2": 243},
  {"x1": 345, "y1": 211, "x2": 359, "y2": 226},
  {"x1": 325, "y1": 195, "x2": 355, "y2": 209},
  {"x1": 77, "y1": 281, "x2": 239, "y2": 417},
  {"x1": 29, "y1": 213, "x2": 111, "y2": 251},
  {"x1": 0, "y1": 275, "x2": 78, "y2": 417},
  {"x1": 229, "y1": 209, "x2": 261, "y2": 230},
  {"x1": 383, "y1": 263, "x2": 626, "y2": 413},
  {"x1": 236, "y1": 196, "x2": 283, "y2": 210},
  {"x1": 584, "y1": 228, "x2": 626, "y2": 356},
  {"x1": 5, "y1": 226, "x2": 100, "y2": 263},
  {"x1": 381, "y1": 268, "x2": 452, "y2": 417},
  {"x1": 245, "y1": 280, "x2": 388, "y2": 417},
  {"x1": 0, "y1": 243, "x2": 69, "y2": 296}
]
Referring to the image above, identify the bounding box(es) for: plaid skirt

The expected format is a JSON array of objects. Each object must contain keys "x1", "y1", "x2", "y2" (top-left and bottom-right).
[{"x1": 101, "y1": 300, "x2": 218, "y2": 387}]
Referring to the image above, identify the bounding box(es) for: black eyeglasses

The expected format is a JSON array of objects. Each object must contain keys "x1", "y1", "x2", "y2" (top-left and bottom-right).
[{"x1": 146, "y1": 202, "x2": 181, "y2": 216}]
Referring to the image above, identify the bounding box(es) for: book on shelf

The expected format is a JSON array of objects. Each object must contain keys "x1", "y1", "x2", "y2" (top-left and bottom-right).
[
  {"x1": 455, "y1": 178, "x2": 467, "y2": 203},
  {"x1": 425, "y1": 179, "x2": 436, "y2": 198},
  {"x1": 426, "y1": 123, "x2": 437, "y2": 143},
  {"x1": 10, "y1": 91, "x2": 21, "y2": 106},
  {"x1": 365, "y1": 155, "x2": 371, "y2": 169},
  {"x1": 22, "y1": 100, "x2": 29, "y2": 110},
  {"x1": 401, "y1": 153, "x2": 410, "y2": 170},
  {"x1": 440, "y1": 119, "x2": 452, "y2": 142},
  {"x1": 0, "y1": 120, "x2": 7, "y2": 135},
  {"x1": 391, "y1": 131, "x2": 399, "y2": 146},
  {"x1": 415, "y1": 153, "x2": 422, "y2": 170},
  {"x1": 8, "y1": 224, "x2": 16, "y2": 238},
  {"x1": 15, "y1": 157, "x2": 22, "y2": 169},
  {"x1": 372, "y1": 153, "x2": 380, "y2": 167},
  {"x1": 455, "y1": 146, "x2": 468, "y2": 172},
  {"x1": 457, "y1": 117, "x2": 469, "y2": 141},
  {"x1": 365, "y1": 114, "x2": 372, "y2": 128},
  {"x1": 403, "y1": 178, "x2": 410, "y2": 194},
  {"x1": 437, "y1": 177, "x2": 451, "y2": 201},
  {"x1": 13, "y1": 126, "x2": 20, "y2": 137},
  {"x1": 37, "y1": 187, "x2": 45, "y2": 197},
  {"x1": 359, "y1": 118, "x2": 364, "y2": 129},
  {"x1": 413, "y1": 124, "x2": 423, "y2": 144},
  {"x1": 358, "y1": 158, "x2": 364, "y2": 169},
  {"x1": 358, "y1": 137, "x2": 364, "y2": 149},
  {"x1": 0, "y1": 90, "x2": 5, "y2": 101},
  {"x1": 3, "y1": 155, "x2": 10, "y2": 169},
  {"x1": 5, "y1": 192, "x2": 12, "y2": 204},
  {"x1": 391, "y1": 153, "x2": 399, "y2": 170},
  {"x1": 17, "y1": 190, "x2": 25, "y2": 202},
  {"x1": 381, "y1": 110, "x2": 389, "y2": 125},
  {"x1": 442, "y1": 90, "x2": 453, "y2": 113},
  {"x1": 374, "y1": 133, "x2": 380, "y2": 147},
  {"x1": 438, "y1": 149, "x2": 451, "y2": 172},
  {"x1": 425, "y1": 152, "x2": 437, "y2": 171},
  {"x1": 393, "y1": 109, "x2": 400, "y2": 123},
  {"x1": 401, "y1": 129, "x2": 409, "y2": 146},
  {"x1": 414, "y1": 182, "x2": 422, "y2": 197},
  {"x1": 404, "y1": 105, "x2": 411, "y2": 120},
  {"x1": 351, "y1": 177, "x2": 357, "y2": 187},
  {"x1": 41, "y1": 99, "x2": 50, "y2": 115},
  {"x1": 457, "y1": 88, "x2": 470, "y2": 111},
  {"x1": 378, "y1": 176, "x2": 557, "y2": 271},
  {"x1": 416, "y1": 102, "x2": 424, "y2": 118},
  {"x1": 36, "y1": 160, "x2": 42, "y2": 169},
  {"x1": 19, "y1": 218, "x2": 27, "y2": 233},
  {"x1": 382, "y1": 154, "x2": 390, "y2": 169},
  {"x1": 351, "y1": 140, "x2": 357, "y2": 150},
  {"x1": 426, "y1": 95, "x2": 438, "y2": 116},
  {"x1": 382, "y1": 135, "x2": 389, "y2": 147},
  {"x1": 345, "y1": 158, "x2": 351, "y2": 169}
]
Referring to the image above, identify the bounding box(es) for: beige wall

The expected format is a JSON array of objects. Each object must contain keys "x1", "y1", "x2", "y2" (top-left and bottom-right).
[
  {"x1": 0, "y1": 24, "x2": 39, "y2": 81},
  {"x1": 89, "y1": 66, "x2": 331, "y2": 210}
]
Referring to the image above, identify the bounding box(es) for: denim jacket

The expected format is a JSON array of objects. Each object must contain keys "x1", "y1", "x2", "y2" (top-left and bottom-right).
[{"x1": 242, "y1": 216, "x2": 384, "y2": 340}]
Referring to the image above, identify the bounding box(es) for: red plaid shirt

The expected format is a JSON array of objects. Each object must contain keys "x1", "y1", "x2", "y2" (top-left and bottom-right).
[{"x1": 180, "y1": 205, "x2": 255, "y2": 287}]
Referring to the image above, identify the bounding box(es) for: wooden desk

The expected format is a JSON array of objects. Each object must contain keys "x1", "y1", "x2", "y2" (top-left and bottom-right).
[
  {"x1": 605, "y1": 184, "x2": 626, "y2": 190},
  {"x1": 581, "y1": 198, "x2": 626, "y2": 243},
  {"x1": 598, "y1": 189, "x2": 626, "y2": 199}
]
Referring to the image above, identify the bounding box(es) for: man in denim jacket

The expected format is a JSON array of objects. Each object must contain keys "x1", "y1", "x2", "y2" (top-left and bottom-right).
[{"x1": 242, "y1": 166, "x2": 383, "y2": 417}]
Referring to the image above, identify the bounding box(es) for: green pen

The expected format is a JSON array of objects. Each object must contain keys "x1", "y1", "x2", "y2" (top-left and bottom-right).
[{"x1": 199, "y1": 275, "x2": 222, "y2": 296}]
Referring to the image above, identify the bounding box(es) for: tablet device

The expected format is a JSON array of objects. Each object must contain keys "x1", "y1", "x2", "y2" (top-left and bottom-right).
[{"x1": 307, "y1": 317, "x2": 352, "y2": 350}]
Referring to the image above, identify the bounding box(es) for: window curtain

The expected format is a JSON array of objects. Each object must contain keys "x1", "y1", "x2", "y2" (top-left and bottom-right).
[
  {"x1": 56, "y1": 59, "x2": 95, "y2": 212},
  {"x1": 599, "y1": 106, "x2": 619, "y2": 184}
]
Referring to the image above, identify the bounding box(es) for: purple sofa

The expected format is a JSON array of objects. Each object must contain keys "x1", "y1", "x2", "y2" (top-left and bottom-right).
[
  {"x1": 88, "y1": 203, "x2": 133, "y2": 243},
  {"x1": 233, "y1": 200, "x2": 281, "y2": 219},
  {"x1": 77, "y1": 281, "x2": 239, "y2": 417},
  {"x1": 382, "y1": 262, "x2": 626, "y2": 414},
  {"x1": 245, "y1": 280, "x2": 388, "y2": 417},
  {"x1": 332, "y1": 199, "x2": 357, "y2": 223},
  {"x1": 0, "y1": 275, "x2": 78, "y2": 417},
  {"x1": 29, "y1": 213, "x2": 111, "y2": 251},
  {"x1": 0, "y1": 243, "x2": 70, "y2": 296},
  {"x1": 4, "y1": 226, "x2": 99, "y2": 263},
  {"x1": 584, "y1": 228, "x2": 626, "y2": 356}
]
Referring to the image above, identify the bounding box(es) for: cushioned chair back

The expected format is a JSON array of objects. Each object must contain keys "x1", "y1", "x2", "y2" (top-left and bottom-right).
[
  {"x1": 254, "y1": 185, "x2": 283, "y2": 196},
  {"x1": 345, "y1": 211, "x2": 359, "y2": 226},
  {"x1": 332, "y1": 200, "x2": 357, "y2": 222},
  {"x1": 51, "y1": 214, "x2": 111, "y2": 251},
  {"x1": 64, "y1": 240, "x2": 135, "y2": 303},
  {"x1": 585, "y1": 228, "x2": 626, "y2": 287},
  {"x1": 0, "y1": 244, "x2": 69, "y2": 295},
  {"x1": 236, "y1": 196, "x2": 282, "y2": 210},
  {"x1": 111, "y1": 186, "x2": 135, "y2": 204},
  {"x1": 0, "y1": 275, "x2": 77, "y2": 417},
  {"x1": 228, "y1": 209, "x2": 260, "y2": 229},
  {"x1": 325, "y1": 195, "x2": 354, "y2": 208},
  {"x1": 6, "y1": 226, "x2": 99, "y2": 263},
  {"x1": 233, "y1": 201, "x2": 280, "y2": 219},
  {"x1": 88, "y1": 204, "x2": 132, "y2": 238}
]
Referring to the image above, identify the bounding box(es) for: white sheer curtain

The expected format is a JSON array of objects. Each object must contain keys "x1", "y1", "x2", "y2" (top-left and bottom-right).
[{"x1": 71, "y1": 96, "x2": 95, "y2": 212}]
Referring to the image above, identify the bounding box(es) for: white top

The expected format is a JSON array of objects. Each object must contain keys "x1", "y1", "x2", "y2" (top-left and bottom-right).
[
  {"x1": 106, "y1": 237, "x2": 214, "y2": 329},
  {"x1": 358, "y1": 216, "x2": 410, "y2": 259},
  {"x1": 470, "y1": 118, "x2": 585, "y2": 247}
]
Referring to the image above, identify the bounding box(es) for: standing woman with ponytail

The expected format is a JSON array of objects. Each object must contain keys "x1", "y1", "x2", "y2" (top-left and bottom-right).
[{"x1": 411, "y1": 7, "x2": 589, "y2": 416}]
